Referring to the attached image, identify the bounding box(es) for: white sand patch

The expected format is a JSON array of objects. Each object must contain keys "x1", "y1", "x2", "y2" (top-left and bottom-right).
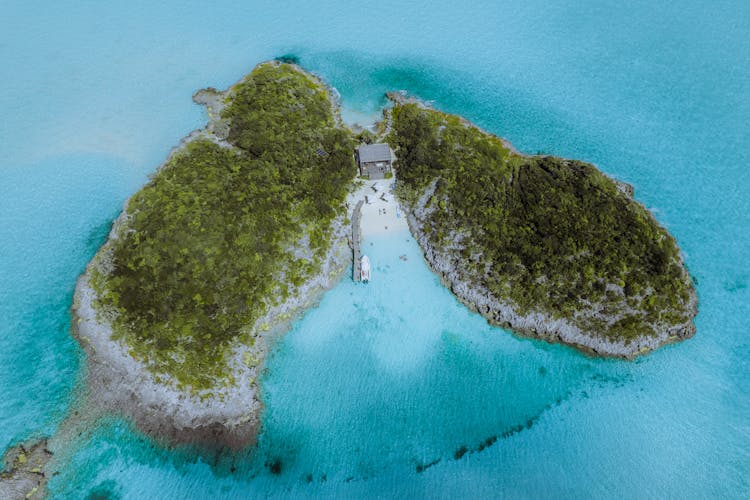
[{"x1": 348, "y1": 180, "x2": 409, "y2": 238}]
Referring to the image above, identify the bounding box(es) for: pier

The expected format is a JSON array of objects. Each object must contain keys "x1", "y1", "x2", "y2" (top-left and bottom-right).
[{"x1": 352, "y1": 200, "x2": 363, "y2": 281}]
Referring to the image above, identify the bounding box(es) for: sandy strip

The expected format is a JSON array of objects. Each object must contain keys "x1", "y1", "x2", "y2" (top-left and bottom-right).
[{"x1": 348, "y1": 180, "x2": 409, "y2": 239}]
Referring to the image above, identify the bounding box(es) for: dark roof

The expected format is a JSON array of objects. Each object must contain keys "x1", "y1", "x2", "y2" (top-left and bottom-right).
[{"x1": 357, "y1": 143, "x2": 392, "y2": 163}]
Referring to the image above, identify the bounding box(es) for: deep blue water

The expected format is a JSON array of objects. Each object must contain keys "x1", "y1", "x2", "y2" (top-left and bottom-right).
[{"x1": 1, "y1": 0, "x2": 749, "y2": 497}]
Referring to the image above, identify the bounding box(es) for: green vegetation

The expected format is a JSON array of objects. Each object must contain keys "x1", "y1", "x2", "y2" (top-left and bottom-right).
[
  {"x1": 92, "y1": 63, "x2": 356, "y2": 389},
  {"x1": 389, "y1": 104, "x2": 695, "y2": 343},
  {"x1": 355, "y1": 129, "x2": 377, "y2": 144}
]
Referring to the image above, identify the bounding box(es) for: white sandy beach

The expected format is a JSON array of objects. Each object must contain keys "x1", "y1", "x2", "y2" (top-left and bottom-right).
[{"x1": 349, "y1": 179, "x2": 409, "y2": 238}]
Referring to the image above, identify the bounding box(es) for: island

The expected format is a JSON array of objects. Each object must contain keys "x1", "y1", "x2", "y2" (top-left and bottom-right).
[
  {"x1": 72, "y1": 61, "x2": 358, "y2": 448},
  {"x1": 385, "y1": 95, "x2": 697, "y2": 357},
  {"x1": 68, "y1": 61, "x2": 697, "y2": 451}
]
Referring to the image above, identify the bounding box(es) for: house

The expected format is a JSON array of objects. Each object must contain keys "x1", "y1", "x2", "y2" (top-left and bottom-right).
[{"x1": 356, "y1": 143, "x2": 394, "y2": 179}]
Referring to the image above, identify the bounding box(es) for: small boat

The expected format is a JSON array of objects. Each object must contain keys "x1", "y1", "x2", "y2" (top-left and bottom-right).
[{"x1": 361, "y1": 255, "x2": 371, "y2": 283}]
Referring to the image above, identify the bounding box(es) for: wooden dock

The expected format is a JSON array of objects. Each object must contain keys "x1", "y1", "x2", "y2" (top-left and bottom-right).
[{"x1": 352, "y1": 200, "x2": 364, "y2": 282}]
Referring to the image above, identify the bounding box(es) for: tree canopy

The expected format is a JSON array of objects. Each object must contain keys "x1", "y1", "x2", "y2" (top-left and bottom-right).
[
  {"x1": 92, "y1": 64, "x2": 356, "y2": 389},
  {"x1": 389, "y1": 103, "x2": 694, "y2": 342}
]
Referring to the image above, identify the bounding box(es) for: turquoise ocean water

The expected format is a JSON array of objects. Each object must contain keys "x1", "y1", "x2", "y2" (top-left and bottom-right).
[{"x1": 1, "y1": 0, "x2": 748, "y2": 497}]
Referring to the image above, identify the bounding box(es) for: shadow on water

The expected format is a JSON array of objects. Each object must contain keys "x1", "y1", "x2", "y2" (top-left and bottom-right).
[
  {"x1": 85, "y1": 216, "x2": 117, "y2": 254},
  {"x1": 724, "y1": 275, "x2": 747, "y2": 293},
  {"x1": 85, "y1": 479, "x2": 121, "y2": 500},
  {"x1": 246, "y1": 367, "x2": 633, "y2": 484}
]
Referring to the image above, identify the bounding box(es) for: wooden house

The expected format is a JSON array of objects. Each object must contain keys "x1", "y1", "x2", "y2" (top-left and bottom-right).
[{"x1": 356, "y1": 143, "x2": 394, "y2": 179}]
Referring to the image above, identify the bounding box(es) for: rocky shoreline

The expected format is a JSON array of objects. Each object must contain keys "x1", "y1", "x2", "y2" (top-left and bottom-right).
[
  {"x1": 0, "y1": 439, "x2": 51, "y2": 500},
  {"x1": 399, "y1": 148, "x2": 698, "y2": 360},
  {"x1": 70, "y1": 64, "x2": 354, "y2": 449},
  {"x1": 72, "y1": 221, "x2": 350, "y2": 449}
]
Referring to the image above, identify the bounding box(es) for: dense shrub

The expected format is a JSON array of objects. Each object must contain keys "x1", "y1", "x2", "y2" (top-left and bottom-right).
[
  {"x1": 389, "y1": 104, "x2": 693, "y2": 342},
  {"x1": 93, "y1": 64, "x2": 356, "y2": 389}
]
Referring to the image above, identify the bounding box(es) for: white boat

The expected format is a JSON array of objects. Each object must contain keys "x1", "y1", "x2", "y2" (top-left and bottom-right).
[{"x1": 361, "y1": 255, "x2": 371, "y2": 282}]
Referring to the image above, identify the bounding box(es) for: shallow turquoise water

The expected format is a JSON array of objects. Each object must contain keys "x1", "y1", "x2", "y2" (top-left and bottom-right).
[{"x1": 2, "y1": 0, "x2": 749, "y2": 497}]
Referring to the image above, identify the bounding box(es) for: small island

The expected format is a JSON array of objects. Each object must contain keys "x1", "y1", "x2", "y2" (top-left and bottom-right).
[
  {"x1": 385, "y1": 96, "x2": 697, "y2": 357},
  {"x1": 73, "y1": 62, "x2": 358, "y2": 448},
  {"x1": 70, "y1": 61, "x2": 697, "y2": 450}
]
